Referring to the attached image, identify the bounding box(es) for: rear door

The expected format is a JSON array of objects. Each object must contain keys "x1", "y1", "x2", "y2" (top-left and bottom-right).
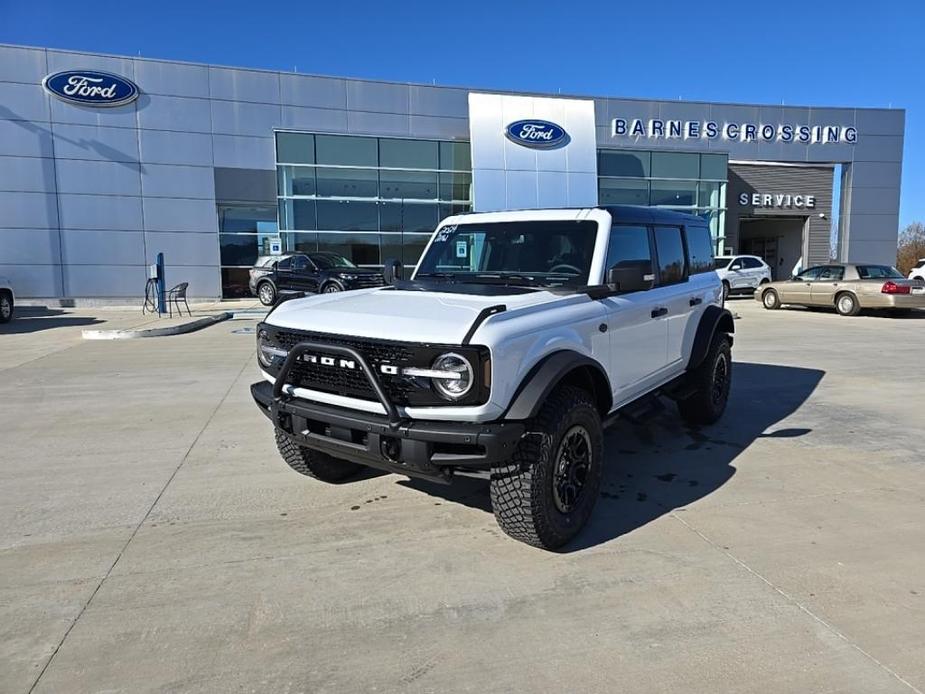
[
  {"x1": 810, "y1": 265, "x2": 845, "y2": 306},
  {"x1": 600, "y1": 224, "x2": 668, "y2": 402},
  {"x1": 651, "y1": 225, "x2": 692, "y2": 369}
]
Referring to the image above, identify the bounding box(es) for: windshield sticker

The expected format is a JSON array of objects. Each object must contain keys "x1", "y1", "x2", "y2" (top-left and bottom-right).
[
  {"x1": 455, "y1": 240, "x2": 468, "y2": 258},
  {"x1": 434, "y1": 225, "x2": 456, "y2": 242}
]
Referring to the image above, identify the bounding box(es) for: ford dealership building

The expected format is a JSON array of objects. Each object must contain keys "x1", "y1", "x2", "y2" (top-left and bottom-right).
[{"x1": 0, "y1": 43, "x2": 906, "y2": 301}]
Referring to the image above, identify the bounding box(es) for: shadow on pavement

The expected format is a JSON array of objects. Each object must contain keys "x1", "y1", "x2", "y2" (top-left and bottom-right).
[
  {"x1": 0, "y1": 307, "x2": 104, "y2": 334},
  {"x1": 400, "y1": 362, "x2": 824, "y2": 551}
]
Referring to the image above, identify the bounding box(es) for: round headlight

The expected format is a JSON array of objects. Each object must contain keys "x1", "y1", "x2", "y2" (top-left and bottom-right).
[
  {"x1": 257, "y1": 329, "x2": 288, "y2": 368},
  {"x1": 431, "y1": 352, "x2": 473, "y2": 400}
]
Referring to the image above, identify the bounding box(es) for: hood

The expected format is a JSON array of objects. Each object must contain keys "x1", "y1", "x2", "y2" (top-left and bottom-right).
[{"x1": 266, "y1": 287, "x2": 577, "y2": 344}]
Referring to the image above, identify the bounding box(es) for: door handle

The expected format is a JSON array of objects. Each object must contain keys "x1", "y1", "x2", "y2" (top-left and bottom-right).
[
  {"x1": 689, "y1": 297, "x2": 703, "y2": 307},
  {"x1": 651, "y1": 307, "x2": 668, "y2": 318}
]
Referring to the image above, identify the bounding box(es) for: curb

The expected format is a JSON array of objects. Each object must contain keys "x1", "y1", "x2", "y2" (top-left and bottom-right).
[{"x1": 82, "y1": 312, "x2": 232, "y2": 340}]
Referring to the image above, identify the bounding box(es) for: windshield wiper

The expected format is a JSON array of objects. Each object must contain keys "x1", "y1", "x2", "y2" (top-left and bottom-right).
[{"x1": 413, "y1": 272, "x2": 458, "y2": 282}]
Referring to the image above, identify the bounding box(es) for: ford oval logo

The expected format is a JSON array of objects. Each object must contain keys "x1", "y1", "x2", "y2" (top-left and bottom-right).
[
  {"x1": 42, "y1": 70, "x2": 139, "y2": 107},
  {"x1": 504, "y1": 119, "x2": 570, "y2": 149}
]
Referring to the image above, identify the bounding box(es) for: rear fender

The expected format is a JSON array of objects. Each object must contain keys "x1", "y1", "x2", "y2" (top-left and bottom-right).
[{"x1": 687, "y1": 305, "x2": 735, "y2": 371}]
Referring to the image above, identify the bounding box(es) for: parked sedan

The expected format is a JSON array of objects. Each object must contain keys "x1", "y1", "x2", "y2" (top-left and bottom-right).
[
  {"x1": 714, "y1": 255, "x2": 772, "y2": 300},
  {"x1": 249, "y1": 252, "x2": 385, "y2": 305},
  {"x1": 756, "y1": 263, "x2": 925, "y2": 316}
]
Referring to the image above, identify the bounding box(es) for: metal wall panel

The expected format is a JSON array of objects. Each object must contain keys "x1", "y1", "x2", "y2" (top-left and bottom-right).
[
  {"x1": 55, "y1": 159, "x2": 142, "y2": 196},
  {"x1": 0, "y1": 119, "x2": 54, "y2": 157},
  {"x1": 143, "y1": 230, "x2": 220, "y2": 266},
  {"x1": 141, "y1": 163, "x2": 216, "y2": 199},
  {"x1": 133, "y1": 60, "x2": 210, "y2": 98},
  {"x1": 0, "y1": 263, "x2": 61, "y2": 296},
  {"x1": 209, "y1": 67, "x2": 279, "y2": 103},
  {"x1": 0, "y1": 228, "x2": 60, "y2": 264},
  {"x1": 53, "y1": 123, "x2": 140, "y2": 163},
  {"x1": 63, "y1": 264, "x2": 146, "y2": 297},
  {"x1": 0, "y1": 156, "x2": 57, "y2": 192},
  {"x1": 137, "y1": 94, "x2": 212, "y2": 133},
  {"x1": 279, "y1": 74, "x2": 346, "y2": 109},
  {"x1": 60, "y1": 229, "x2": 145, "y2": 265},
  {"x1": 142, "y1": 197, "x2": 218, "y2": 233},
  {"x1": 139, "y1": 129, "x2": 212, "y2": 166},
  {"x1": 48, "y1": 97, "x2": 138, "y2": 128},
  {"x1": 210, "y1": 100, "x2": 281, "y2": 137},
  {"x1": 0, "y1": 82, "x2": 50, "y2": 121},
  {"x1": 0, "y1": 191, "x2": 59, "y2": 228},
  {"x1": 211, "y1": 134, "x2": 274, "y2": 169},
  {"x1": 0, "y1": 45, "x2": 46, "y2": 83},
  {"x1": 57, "y1": 193, "x2": 143, "y2": 231}
]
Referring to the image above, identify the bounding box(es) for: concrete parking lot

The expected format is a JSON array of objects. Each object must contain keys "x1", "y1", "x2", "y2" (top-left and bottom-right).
[{"x1": 1, "y1": 300, "x2": 923, "y2": 693}]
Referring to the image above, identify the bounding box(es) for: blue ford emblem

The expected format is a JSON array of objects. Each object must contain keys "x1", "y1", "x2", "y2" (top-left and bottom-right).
[
  {"x1": 504, "y1": 119, "x2": 570, "y2": 149},
  {"x1": 42, "y1": 70, "x2": 139, "y2": 107}
]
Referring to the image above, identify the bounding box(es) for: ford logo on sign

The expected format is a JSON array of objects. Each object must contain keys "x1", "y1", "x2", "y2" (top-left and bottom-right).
[
  {"x1": 504, "y1": 119, "x2": 570, "y2": 149},
  {"x1": 42, "y1": 70, "x2": 139, "y2": 107}
]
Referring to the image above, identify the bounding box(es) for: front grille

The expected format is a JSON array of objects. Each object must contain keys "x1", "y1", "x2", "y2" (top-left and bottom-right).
[
  {"x1": 267, "y1": 328, "x2": 488, "y2": 407},
  {"x1": 350, "y1": 275, "x2": 386, "y2": 289}
]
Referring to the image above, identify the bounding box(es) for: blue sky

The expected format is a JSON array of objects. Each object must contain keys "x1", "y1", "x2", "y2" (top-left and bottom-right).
[{"x1": 3, "y1": 0, "x2": 922, "y2": 229}]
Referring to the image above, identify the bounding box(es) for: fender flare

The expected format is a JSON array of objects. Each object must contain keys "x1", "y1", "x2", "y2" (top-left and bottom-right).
[
  {"x1": 687, "y1": 305, "x2": 735, "y2": 371},
  {"x1": 504, "y1": 350, "x2": 612, "y2": 421}
]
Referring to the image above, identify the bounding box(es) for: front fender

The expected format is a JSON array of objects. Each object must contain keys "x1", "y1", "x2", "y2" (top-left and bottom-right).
[{"x1": 504, "y1": 350, "x2": 611, "y2": 420}]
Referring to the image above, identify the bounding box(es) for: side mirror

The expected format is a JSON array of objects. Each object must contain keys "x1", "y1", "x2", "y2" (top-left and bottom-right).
[
  {"x1": 730, "y1": 263, "x2": 742, "y2": 271},
  {"x1": 382, "y1": 258, "x2": 403, "y2": 285},
  {"x1": 606, "y1": 262, "x2": 654, "y2": 294}
]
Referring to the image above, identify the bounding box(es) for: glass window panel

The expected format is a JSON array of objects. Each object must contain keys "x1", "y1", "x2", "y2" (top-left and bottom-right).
[
  {"x1": 380, "y1": 233, "x2": 403, "y2": 265},
  {"x1": 276, "y1": 133, "x2": 314, "y2": 164},
  {"x1": 699, "y1": 181, "x2": 723, "y2": 208},
  {"x1": 380, "y1": 202, "x2": 439, "y2": 233},
  {"x1": 317, "y1": 232, "x2": 380, "y2": 265},
  {"x1": 650, "y1": 180, "x2": 697, "y2": 206},
  {"x1": 221, "y1": 267, "x2": 251, "y2": 298},
  {"x1": 700, "y1": 153, "x2": 728, "y2": 180},
  {"x1": 599, "y1": 179, "x2": 648, "y2": 205},
  {"x1": 281, "y1": 232, "x2": 318, "y2": 254},
  {"x1": 315, "y1": 167, "x2": 377, "y2": 198},
  {"x1": 315, "y1": 135, "x2": 377, "y2": 166},
  {"x1": 438, "y1": 202, "x2": 471, "y2": 221},
  {"x1": 219, "y1": 205, "x2": 276, "y2": 233},
  {"x1": 220, "y1": 234, "x2": 261, "y2": 267},
  {"x1": 605, "y1": 225, "x2": 652, "y2": 273},
  {"x1": 685, "y1": 224, "x2": 715, "y2": 275},
  {"x1": 316, "y1": 200, "x2": 379, "y2": 231},
  {"x1": 439, "y1": 141, "x2": 471, "y2": 171},
  {"x1": 654, "y1": 226, "x2": 687, "y2": 285},
  {"x1": 379, "y1": 170, "x2": 438, "y2": 199},
  {"x1": 379, "y1": 138, "x2": 438, "y2": 169},
  {"x1": 439, "y1": 172, "x2": 472, "y2": 201},
  {"x1": 292, "y1": 200, "x2": 317, "y2": 230},
  {"x1": 598, "y1": 150, "x2": 650, "y2": 177},
  {"x1": 277, "y1": 166, "x2": 316, "y2": 197},
  {"x1": 651, "y1": 151, "x2": 700, "y2": 179},
  {"x1": 402, "y1": 233, "x2": 431, "y2": 267}
]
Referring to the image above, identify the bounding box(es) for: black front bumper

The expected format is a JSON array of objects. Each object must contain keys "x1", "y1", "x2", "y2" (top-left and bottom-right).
[{"x1": 252, "y1": 381, "x2": 524, "y2": 484}]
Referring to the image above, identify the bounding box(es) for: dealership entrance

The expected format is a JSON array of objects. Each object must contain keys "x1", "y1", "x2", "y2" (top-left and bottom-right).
[{"x1": 738, "y1": 217, "x2": 806, "y2": 280}]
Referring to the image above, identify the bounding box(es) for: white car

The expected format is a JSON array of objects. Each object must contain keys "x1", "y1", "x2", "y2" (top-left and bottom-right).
[
  {"x1": 714, "y1": 255, "x2": 772, "y2": 300},
  {"x1": 0, "y1": 276, "x2": 14, "y2": 323},
  {"x1": 908, "y1": 259, "x2": 925, "y2": 283},
  {"x1": 251, "y1": 206, "x2": 734, "y2": 549}
]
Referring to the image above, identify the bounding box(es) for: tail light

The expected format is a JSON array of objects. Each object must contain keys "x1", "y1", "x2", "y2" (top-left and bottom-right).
[{"x1": 881, "y1": 281, "x2": 910, "y2": 295}]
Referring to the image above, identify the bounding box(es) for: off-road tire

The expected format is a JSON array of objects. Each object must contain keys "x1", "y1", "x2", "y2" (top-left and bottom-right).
[
  {"x1": 0, "y1": 290, "x2": 12, "y2": 323},
  {"x1": 762, "y1": 288, "x2": 781, "y2": 310},
  {"x1": 257, "y1": 281, "x2": 277, "y2": 306},
  {"x1": 489, "y1": 385, "x2": 603, "y2": 550},
  {"x1": 835, "y1": 292, "x2": 860, "y2": 317},
  {"x1": 678, "y1": 334, "x2": 732, "y2": 426},
  {"x1": 275, "y1": 428, "x2": 363, "y2": 482}
]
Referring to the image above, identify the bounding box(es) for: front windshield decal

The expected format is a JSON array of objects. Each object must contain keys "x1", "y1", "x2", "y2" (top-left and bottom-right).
[{"x1": 434, "y1": 225, "x2": 456, "y2": 243}]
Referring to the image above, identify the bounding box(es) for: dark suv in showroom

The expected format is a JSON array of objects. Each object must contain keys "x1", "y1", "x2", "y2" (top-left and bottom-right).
[{"x1": 250, "y1": 252, "x2": 385, "y2": 305}]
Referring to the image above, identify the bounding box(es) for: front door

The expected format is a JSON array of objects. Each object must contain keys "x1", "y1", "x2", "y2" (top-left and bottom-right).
[
  {"x1": 810, "y1": 265, "x2": 845, "y2": 306},
  {"x1": 783, "y1": 266, "x2": 822, "y2": 304},
  {"x1": 288, "y1": 255, "x2": 321, "y2": 293},
  {"x1": 601, "y1": 224, "x2": 667, "y2": 401}
]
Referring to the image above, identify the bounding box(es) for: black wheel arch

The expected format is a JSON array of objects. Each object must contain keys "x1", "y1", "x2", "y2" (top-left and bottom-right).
[
  {"x1": 504, "y1": 351, "x2": 612, "y2": 421},
  {"x1": 686, "y1": 305, "x2": 735, "y2": 371}
]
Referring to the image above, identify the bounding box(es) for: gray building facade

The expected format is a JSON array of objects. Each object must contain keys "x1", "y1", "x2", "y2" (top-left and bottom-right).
[{"x1": 0, "y1": 43, "x2": 905, "y2": 301}]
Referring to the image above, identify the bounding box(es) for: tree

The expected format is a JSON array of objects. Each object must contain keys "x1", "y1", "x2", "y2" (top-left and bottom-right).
[{"x1": 897, "y1": 222, "x2": 925, "y2": 275}]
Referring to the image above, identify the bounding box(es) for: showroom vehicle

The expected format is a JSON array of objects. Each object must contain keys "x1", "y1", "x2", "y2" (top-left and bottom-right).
[
  {"x1": 909, "y1": 259, "x2": 925, "y2": 283},
  {"x1": 0, "y1": 276, "x2": 14, "y2": 323},
  {"x1": 249, "y1": 252, "x2": 385, "y2": 305},
  {"x1": 756, "y1": 263, "x2": 925, "y2": 316},
  {"x1": 714, "y1": 254, "x2": 771, "y2": 301},
  {"x1": 251, "y1": 206, "x2": 734, "y2": 549}
]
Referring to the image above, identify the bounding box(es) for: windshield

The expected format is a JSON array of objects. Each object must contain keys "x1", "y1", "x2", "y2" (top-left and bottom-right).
[
  {"x1": 714, "y1": 257, "x2": 731, "y2": 270},
  {"x1": 310, "y1": 253, "x2": 356, "y2": 270},
  {"x1": 414, "y1": 220, "x2": 598, "y2": 287},
  {"x1": 856, "y1": 265, "x2": 903, "y2": 280}
]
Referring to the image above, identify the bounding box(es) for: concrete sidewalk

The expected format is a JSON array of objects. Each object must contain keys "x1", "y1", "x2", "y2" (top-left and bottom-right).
[{"x1": 1, "y1": 299, "x2": 923, "y2": 693}]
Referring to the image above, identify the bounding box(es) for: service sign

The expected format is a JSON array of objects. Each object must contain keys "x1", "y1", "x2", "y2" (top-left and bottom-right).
[
  {"x1": 42, "y1": 70, "x2": 139, "y2": 107},
  {"x1": 504, "y1": 119, "x2": 570, "y2": 149}
]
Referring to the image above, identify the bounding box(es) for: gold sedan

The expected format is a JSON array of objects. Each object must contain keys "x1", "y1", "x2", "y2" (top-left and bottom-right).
[{"x1": 755, "y1": 263, "x2": 925, "y2": 316}]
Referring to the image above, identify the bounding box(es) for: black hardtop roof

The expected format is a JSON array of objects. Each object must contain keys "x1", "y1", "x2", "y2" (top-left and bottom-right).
[{"x1": 600, "y1": 205, "x2": 707, "y2": 225}]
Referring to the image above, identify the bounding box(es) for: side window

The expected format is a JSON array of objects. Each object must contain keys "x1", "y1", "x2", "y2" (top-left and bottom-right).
[
  {"x1": 605, "y1": 225, "x2": 653, "y2": 274},
  {"x1": 742, "y1": 257, "x2": 763, "y2": 269},
  {"x1": 796, "y1": 267, "x2": 824, "y2": 281},
  {"x1": 653, "y1": 226, "x2": 688, "y2": 285},
  {"x1": 276, "y1": 257, "x2": 291, "y2": 270},
  {"x1": 685, "y1": 225, "x2": 714, "y2": 275},
  {"x1": 818, "y1": 266, "x2": 844, "y2": 280},
  {"x1": 291, "y1": 255, "x2": 308, "y2": 271}
]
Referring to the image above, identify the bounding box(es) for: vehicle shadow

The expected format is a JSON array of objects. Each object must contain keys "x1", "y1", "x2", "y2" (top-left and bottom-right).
[
  {"x1": 400, "y1": 362, "x2": 824, "y2": 551},
  {"x1": 0, "y1": 307, "x2": 104, "y2": 334}
]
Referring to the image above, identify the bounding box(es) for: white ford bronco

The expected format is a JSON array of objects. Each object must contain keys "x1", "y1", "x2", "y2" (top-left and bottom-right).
[{"x1": 252, "y1": 206, "x2": 734, "y2": 549}]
